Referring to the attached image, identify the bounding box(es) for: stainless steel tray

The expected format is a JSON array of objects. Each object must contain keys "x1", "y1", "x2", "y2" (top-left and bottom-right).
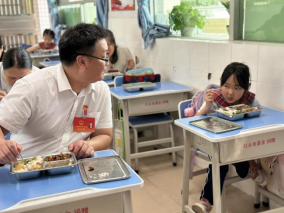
[
  {"x1": 189, "y1": 117, "x2": 243, "y2": 133},
  {"x1": 215, "y1": 104, "x2": 263, "y2": 120},
  {"x1": 122, "y1": 82, "x2": 156, "y2": 92},
  {"x1": 78, "y1": 156, "x2": 131, "y2": 184},
  {"x1": 10, "y1": 152, "x2": 77, "y2": 180},
  {"x1": 104, "y1": 72, "x2": 123, "y2": 77}
]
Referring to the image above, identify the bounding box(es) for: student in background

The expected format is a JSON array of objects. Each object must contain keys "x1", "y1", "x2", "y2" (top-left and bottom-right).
[
  {"x1": 0, "y1": 47, "x2": 38, "y2": 100},
  {"x1": 192, "y1": 62, "x2": 268, "y2": 213},
  {"x1": 105, "y1": 29, "x2": 135, "y2": 73},
  {"x1": 27, "y1": 29, "x2": 57, "y2": 53}
]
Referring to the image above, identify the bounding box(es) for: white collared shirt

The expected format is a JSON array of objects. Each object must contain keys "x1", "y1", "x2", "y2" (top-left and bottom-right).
[
  {"x1": 0, "y1": 62, "x2": 39, "y2": 92},
  {"x1": 0, "y1": 64, "x2": 112, "y2": 156}
]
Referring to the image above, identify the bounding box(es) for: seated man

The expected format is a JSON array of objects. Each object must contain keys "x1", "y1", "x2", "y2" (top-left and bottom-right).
[{"x1": 0, "y1": 23, "x2": 112, "y2": 163}]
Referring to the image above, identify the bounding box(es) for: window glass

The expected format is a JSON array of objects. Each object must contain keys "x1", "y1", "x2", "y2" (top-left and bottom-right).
[
  {"x1": 243, "y1": 0, "x2": 284, "y2": 42},
  {"x1": 58, "y1": 4, "x2": 81, "y2": 27},
  {"x1": 153, "y1": 0, "x2": 229, "y2": 40},
  {"x1": 58, "y1": 1, "x2": 97, "y2": 28}
]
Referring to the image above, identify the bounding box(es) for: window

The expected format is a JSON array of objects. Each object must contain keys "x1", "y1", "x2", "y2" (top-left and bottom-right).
[
  {"x1": 242, "y1": 0, "x2": 284, "y2": 43},
  {"x1": 152, "y1": 0, "x2": 229, "y2": 40},
  {"x1": 58, "y1": 0, "x2": 97, "y2": 28}
]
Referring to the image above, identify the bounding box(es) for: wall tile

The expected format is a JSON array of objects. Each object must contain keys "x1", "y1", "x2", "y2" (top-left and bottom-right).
[
  {"x1": 257, "y1": 82, "x2": 284, "y2": 111},
  {"x1": 159, "y1": 64, "x2": 174, "y2": 82},
  {"x1": 189, "y1": 41, "x2": 209, "y2": 72},
  {"x1": 209, "y1": 43, "x2": 232, "y2": 74},
  {"x1": 173, "y1": 40, "x2": 190, "y2": 69},
  {"x1": 232, "y1": 43, "x2": 258, "y2": 81},
  {"x1": 172, "y1": 67, "x2": 208, "y2": 95},
  {"x1": 157, "y1": 39, "x2": 174, "y2": 66},
  {"x1": 258, "y1": 45, "x2": 284, "y2": 86}
]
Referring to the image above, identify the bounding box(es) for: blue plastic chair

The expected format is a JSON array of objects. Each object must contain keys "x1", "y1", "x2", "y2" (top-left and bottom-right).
[{"x1": 114, "y1": 76, "x2": 177, "y2": 173}]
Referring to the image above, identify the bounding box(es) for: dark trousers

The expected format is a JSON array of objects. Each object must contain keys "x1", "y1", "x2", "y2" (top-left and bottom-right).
[{"x1": 200, "y1": 161, "x2": 250, "y2": 205}]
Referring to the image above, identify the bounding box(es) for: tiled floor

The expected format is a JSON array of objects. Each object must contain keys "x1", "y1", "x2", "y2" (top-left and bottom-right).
[{"x1": 131, "y1": 153, "x2": 270, "y2": 213}]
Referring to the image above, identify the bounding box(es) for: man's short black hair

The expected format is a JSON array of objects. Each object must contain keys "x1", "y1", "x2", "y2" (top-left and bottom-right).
[{"x1": 59, "y1": 23, "x2": 107, "y2": 66}]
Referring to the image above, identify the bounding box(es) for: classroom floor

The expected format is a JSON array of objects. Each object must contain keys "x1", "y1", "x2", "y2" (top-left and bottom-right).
[{"x1": 131, "y1": 152, "x2": 270, "y2": 213}]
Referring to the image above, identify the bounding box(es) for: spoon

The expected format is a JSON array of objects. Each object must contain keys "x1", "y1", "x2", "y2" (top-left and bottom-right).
[{"x1": 19, "y1": 153, "x2": 31, "y2": 171}]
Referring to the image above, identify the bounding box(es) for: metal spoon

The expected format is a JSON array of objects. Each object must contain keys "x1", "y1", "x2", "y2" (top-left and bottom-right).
[{"x1": 19, "y1": 153, "x2": 31, "y2": 171}]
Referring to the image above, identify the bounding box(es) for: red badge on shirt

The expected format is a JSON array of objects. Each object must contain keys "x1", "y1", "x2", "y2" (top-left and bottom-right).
[
  {"x1": 73, "y1": 117, "x2": 95, "y2": 132},
  {"x1": 73, "y1": 105, "x2": 95, "y2": 132}
]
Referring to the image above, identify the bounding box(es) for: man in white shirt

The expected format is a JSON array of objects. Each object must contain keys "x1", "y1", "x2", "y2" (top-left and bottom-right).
[{"x1": 0, "y1": 23, "x2": 112, "y2": 164}]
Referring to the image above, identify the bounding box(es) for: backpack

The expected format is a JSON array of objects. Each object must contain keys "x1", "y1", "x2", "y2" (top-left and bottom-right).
[{"x1": 184, "y1": 84, "x2": 220, "y2": 117}]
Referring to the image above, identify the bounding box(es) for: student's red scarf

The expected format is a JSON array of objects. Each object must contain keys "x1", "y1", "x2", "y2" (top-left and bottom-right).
[{"x1": 213, "y1": 89, "x2": 255, "y2": 107}]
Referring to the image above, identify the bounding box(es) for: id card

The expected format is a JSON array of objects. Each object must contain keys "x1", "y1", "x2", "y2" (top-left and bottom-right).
[{"x1": 73, "y1": 117, "x2": 95, "y2": 132}]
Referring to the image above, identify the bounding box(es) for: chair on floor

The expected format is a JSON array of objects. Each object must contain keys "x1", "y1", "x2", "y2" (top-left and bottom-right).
[
  {"x1": 178, "y1": 99, "x2": 251, "y2": 213},
  {"x1": 114, "y1": 76, "x2": 177, "y2": 173}
]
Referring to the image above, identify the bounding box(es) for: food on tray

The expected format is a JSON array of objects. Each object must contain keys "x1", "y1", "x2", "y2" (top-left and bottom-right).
[
  {"x1": 216, "y1": 105, "x2": 262, "y2": 117},
  {"x1": 14, "y1": 156, "x2": 43, "y2": 172},
  {"x1": 45, "y1": 153, "x2": 72, "y2": 161},
  {"x1": 88, "y1": 166, "x2": 94, "y2": 171}
]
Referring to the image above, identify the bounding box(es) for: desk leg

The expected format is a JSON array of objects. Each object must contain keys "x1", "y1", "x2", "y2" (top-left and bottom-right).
[
  {"x1": 122, "y1": 100, "x2": 131, "y2": 165},
  {"x1": 123, "y1": 191, "x2": 133, "y2": 213},
  {"x1": 111, "y1": 96, "x2": 118, "y2": 150},
  {"x1": 182, "y1": 130, "x2": 191, "y2": 213},
  {"x1": 211, "y1": 143, "x2": 221, "y2": 213}
]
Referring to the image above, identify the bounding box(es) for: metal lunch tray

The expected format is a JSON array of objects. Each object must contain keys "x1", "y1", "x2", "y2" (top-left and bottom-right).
[
  {"x1": 78, "y1": 155, "x2": 131, "y2": 184},
  {"x1": 122, "y1": 82, "x2": 156, "y2": 92},
  {"x1": 189, "y1": 117, "x2": 243, "y2": 133},
  {"x1": 215, "y1": 104, "x2": 263, "y2": 121},
  {"x1": 10, "y1": 152, "x2": 77, "y2": 180},
  {"x1": 104, "y1": 72, "x2": 122, "y2": 77}
]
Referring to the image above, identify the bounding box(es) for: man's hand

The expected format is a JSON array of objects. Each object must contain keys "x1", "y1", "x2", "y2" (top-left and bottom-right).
[
  {"x1": 68, "y1": 140, "x2": 94, "y2": 158},
  {"x1": 0, "y1": 139, "x2": 22, "y2": 164},
  {"x1": 0, "y1": 91, "x2": 6, "y2": 101}
]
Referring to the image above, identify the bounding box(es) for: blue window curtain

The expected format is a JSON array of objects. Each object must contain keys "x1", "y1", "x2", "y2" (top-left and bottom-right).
[
  {"x1": 137, "y1": 0, "x2": 171, "y2": 49},
  {"x1": 47, "y1": 0, "x2": 63, "y2": 45},
  {"x1": 96, "y1": 0, "x2": 108, "y2": 29}
]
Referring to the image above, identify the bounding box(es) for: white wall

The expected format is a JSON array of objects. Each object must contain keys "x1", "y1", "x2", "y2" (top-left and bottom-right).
[{"x1": 108, "y1": 8, "x2": 284, "y2": 197}]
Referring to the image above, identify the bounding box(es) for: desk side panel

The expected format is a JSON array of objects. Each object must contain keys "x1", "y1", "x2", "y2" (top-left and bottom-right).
[
  {"x1": 128, "y1": 93, "x2": 184, "y2": 116},
  {"x1": 219, "y1": 130, "x2": 284, "y2": 163}
]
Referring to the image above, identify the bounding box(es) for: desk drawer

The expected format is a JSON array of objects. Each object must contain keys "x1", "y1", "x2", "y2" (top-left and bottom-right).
[
  {"x1": 127, "y1": 93, "x2": 185, "y2": 116},
  {"x1": 219, "y1": 130, "x2": 284, "y2": 163},
  {"x1": 189, "y1": 132, "x2": 213, "y2": 156}
]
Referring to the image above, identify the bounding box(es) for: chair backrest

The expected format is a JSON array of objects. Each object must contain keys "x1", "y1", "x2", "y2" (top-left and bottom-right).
[
  {"x1": 178, "y1": 99, "x2": 192, "y2": 119},
  {"x1": 114, "y1": 76, "x2": 125, "y2": 87}
]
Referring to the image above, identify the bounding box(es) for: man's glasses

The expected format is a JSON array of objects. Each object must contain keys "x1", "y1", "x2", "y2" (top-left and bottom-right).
[{"x1": 74, "y1": 53, "x2": 109, "y2": 63}]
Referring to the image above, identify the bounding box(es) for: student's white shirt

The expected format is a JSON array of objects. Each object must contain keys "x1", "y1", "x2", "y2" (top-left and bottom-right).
[
  {"x1": 106, "y1": 46, "x2": 135, "y2": 73},
  {"x1": 0, "y1": 64, "x2": 113, "y2": 156},
  {"x1": 0, "y1": 62, "x2": 39, "y2": 91}
]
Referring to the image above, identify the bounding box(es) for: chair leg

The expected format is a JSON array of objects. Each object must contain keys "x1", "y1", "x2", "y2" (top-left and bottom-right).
[
  {"x1": 222, "y1": 185, "x2": 226, "y2": 213},
  {"x1": 133, "y1": 128, "x2": 139, "y2": 173},
  {"x1": 169, "y1": 123, "x2": 176, "y2": 166},
  {"x1": 254, "y1": 182, "x2": 261, "y2": 208},
  {"x1": 262, "y1": 191, "x2": 269, "y2": 207}
]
